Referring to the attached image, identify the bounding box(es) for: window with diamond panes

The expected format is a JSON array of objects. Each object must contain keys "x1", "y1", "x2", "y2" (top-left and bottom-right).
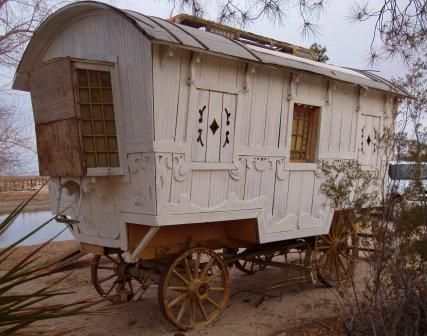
[
  {"x1": 290, "y1": 104, "x2": 319, "y2": 163},
  {"x1": 76, "y1": 68, "x2": 119, "y2": 168}
]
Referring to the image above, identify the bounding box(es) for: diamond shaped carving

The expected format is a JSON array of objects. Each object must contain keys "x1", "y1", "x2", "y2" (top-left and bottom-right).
[{"x1": 210, "y1": 119, "x2": 219, "y2": 135}]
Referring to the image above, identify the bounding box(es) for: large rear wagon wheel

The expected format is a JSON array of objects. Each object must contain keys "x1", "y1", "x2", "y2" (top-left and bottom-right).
[
  {"x1": 312, "y1": 222, "x2": 359, "y2": 288},
  {"x1": 158, "y1": 247, "x2": 230, "y2": 331}
]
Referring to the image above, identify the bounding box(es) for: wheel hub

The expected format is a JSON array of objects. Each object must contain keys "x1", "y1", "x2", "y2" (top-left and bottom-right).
[{"x1": 188, "y1": 279, "x2": 210, "y2": 300}]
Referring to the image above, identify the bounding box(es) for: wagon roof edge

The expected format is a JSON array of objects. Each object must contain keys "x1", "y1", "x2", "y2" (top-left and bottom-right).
[{"x1": 13, "y1": 1, "x2": 409, "y2": 98}]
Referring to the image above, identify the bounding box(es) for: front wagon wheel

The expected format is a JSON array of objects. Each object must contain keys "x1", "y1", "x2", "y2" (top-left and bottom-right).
[{"x1": 158, "y1": 247, "x2": 230, "y2": 331}]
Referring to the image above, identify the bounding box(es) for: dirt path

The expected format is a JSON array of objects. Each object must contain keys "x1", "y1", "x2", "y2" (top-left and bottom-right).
[{"x1": 8, "y1": 242, "x2": 362, "y2": 336}]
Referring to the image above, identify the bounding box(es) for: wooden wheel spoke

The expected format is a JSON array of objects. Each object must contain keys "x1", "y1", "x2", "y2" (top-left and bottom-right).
[
  {"x1": 199, "y1": 257, "x2": 215, "y2": 280},
  {"x1": 205, "y1": 296, "x2": 221, "y2": 309},
  {"x1": 172, "y1": 270, "x2": 189, "y2": 285},
  {"x1": 193, "y1": 252, "x2": 201, "y2": 279},
  {"x1": 209, "y1": 287, "x2": 225, "y2": 292},
  {"x1": 98, "y1": 266, "x2": 115, "y2": 270},
  {"x1": 167, "y1": 286, "x2": 188, "y2": 292},
  {"x1": 184, "y1": 257, "x2": 193, "y2": 281},
  {"x1": 127, "y1": 279, "x2": 134, "y2": 295},
  {"x1": 99, "y1": 273, "x2": 117, "y2": 284},
  {"x1": 177, "y1": 298, "x2": 190, "y2": 322},
  {"x1": 205, "y1": 271, "x2": 221, "y2": 283},
  {"x1": 190, "y1": 298, "x2": 196, "y2": 328},
  {"x1": 168, "y1": 292, "x2": 188, "y2": 309},
  {"x1": 106, "y1": 255, "x2": 119, "y2": 265},
  {"x1": 197, "y1": 298, "x2": 209, "y2": 321},
  {"x1": 105, "y1": 282, "x2": 116, "y2": 296}
]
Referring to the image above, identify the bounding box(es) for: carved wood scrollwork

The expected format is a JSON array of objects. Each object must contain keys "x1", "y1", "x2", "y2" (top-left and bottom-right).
[{"x1": 173, "y1": 155, "x2": 192, "y2": 182}]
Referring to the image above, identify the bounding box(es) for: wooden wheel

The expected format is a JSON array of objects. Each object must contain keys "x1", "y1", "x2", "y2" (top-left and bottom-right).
[
  {"x1": 158, "y1": 247, "x2": 230, "y2": 330},
  {"x1": 232, "y1": 248, "x2": 274, "y2": 275},
  {"x1": 91, "y1": 253, "x2": 146, "y2": 303},
  {"x1": 312, "y1": 222, "x2": 359, "y2": 288}
]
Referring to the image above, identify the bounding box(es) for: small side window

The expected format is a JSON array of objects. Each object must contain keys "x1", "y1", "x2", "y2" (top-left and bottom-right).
[
  {"x1": 76, "y1": 68, "x2": 119, "y2": 169},
  {"x1": 290, "y1": 103, "x2": 320, "y2": 163}
]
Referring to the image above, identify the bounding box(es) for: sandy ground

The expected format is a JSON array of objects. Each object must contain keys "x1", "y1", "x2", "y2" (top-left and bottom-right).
[
  {"x1": 4, "y1": 241, "x2": 364, "y2": 336},
  {"x1": 0, "y1": 187, "x2": 51, "y2": 214}
]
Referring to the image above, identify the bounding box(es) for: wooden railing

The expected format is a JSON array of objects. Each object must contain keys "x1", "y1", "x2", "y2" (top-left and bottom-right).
[{"x1": 0, "y1": 176, "x2": 48, "y2": 191}]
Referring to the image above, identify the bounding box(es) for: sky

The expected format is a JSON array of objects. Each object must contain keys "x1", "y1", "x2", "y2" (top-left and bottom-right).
[{"x1": 2, "y1": 0, "x2": 412, "y2": 175}]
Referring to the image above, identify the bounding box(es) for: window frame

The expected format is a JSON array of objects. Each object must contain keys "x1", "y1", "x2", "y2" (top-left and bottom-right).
[
  {"x1": 288, "y1": 102, "x2": 322, "y2": 165},
  {"x1": 73, "y1": 60, "x2": 126, "y2": 176}
]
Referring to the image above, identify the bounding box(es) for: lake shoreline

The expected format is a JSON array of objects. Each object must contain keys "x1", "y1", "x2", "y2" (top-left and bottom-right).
[{"x1": 0, "y1": 187, "x2": 51, "y2": 215}]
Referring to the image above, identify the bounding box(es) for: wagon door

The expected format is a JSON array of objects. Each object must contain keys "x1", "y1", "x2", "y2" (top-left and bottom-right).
[{"x1": 358, "y1": 114, "x2": 381, "y2": 168}]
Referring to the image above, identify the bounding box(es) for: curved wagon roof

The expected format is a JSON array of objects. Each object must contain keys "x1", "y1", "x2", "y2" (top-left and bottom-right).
[{"x1": 13, "y1": 1, "x2": 407, "y2": 96}]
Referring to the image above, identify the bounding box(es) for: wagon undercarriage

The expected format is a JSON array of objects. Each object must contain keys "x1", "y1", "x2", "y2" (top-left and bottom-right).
[{"x1": 90, "y1": 220, "x2": 359, "y2": 331}]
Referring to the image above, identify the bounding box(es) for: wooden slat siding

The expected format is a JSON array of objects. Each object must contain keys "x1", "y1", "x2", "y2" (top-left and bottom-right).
[
  {"x1": 264, "y1": 69, "x2": 284, "y2": 147},
  {"x1": 174, "y1": 50, "x2": 191, "y2": 143},
  {"x1": 190, "y1": 171, "x2": 210, "y2": 208},
  {"x1": 36, "y1": 118, "x2": 85, "y2": 176},
  {"x1": 311, "y1": 174, "x2": 323, "y2": 218},
  {"x1": 278, "y1": 72, "x2": 291, "y2": 148},
  {"x1": 218, "y1": 57, "x2": 239, "y2": 87},
  {"x1": 30, "y1": 58, "x2": 75, "y2": 124},
  {"x1": 248, "y1": 69, "x2": 270, "y2": 147},
  {"x1": 349, "y1": 86, "x2": 359, "y2": 153},
  {"x1": 299, "y1": 171, "x2": 314, "y2": 218},
  {"x1": 220, "y1": 93, "x2": 236, "y2": 162},
  {"x1": 227, "y1": 161, "x2": 247, "y2": 199},
  {"x1": 244, "y1": 164, "x2": 262, "y2": 200},
  {"x1": 199, "y1": 54, "x2": 221, "y2": 86},
  {"x1": 153, "y1": 45, "x2": 182, "y2": 142},
  {"x1": 329, "y1": 84, "x2": 345, "y2": 152},
  {"x1": 208, "y1": 171, "x2": 228, "y2": 208},
  {"x1": 338, "y1": 84, "x2": 356, "y2": 153},
  {"x1": 286, "y1": 171, "x2": 303, "y2": 221},
  {"x1": 191, "y1": 90, "x2": 209, "y2": 161},
  {"x1": 272, "y1": 170, "x2": 290, "y2": 221},
  {"x1": 240, "y1": 69, "x2": 255, "y2": 147},
  {"x1": 206, "y1": 91, "x2": 222, "y2": 162},
  {"x1": 259, "y1": 165, "x2": 276, "y2": 216}
]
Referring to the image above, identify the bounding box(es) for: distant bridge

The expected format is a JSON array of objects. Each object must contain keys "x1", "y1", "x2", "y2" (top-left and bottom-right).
[{"x1": 0, "y1": 176, "x2": 48, "y2": 192}]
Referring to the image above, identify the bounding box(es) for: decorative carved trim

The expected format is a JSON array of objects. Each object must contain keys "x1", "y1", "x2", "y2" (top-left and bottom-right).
[
  {"x1": 276, "y1": 158, "x2": 286, "y2": 180},
  {"x1": 229, "y1": 157, "x2": 245, "y2": 181},
  {"x1": 173, "y1": 154, "x2": 192, "y2": 182},
  {"x1": 159, "y1": 193, "x2": 266, "y2": 215}
]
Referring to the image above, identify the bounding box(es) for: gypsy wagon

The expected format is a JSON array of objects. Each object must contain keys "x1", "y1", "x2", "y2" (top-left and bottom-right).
[{"x1": 13, "y1": 1, "x2": 406, "y2": 330}]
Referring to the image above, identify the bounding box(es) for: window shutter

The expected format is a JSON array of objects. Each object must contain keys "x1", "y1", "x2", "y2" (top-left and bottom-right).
[{"x1": 29, "y1": 57, "x2": 85, "y2": 176}]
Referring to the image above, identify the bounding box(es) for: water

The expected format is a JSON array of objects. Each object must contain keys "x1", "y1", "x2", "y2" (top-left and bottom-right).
[{"x1": 0, "y1": 211, "x2": 75, "y2": 247}]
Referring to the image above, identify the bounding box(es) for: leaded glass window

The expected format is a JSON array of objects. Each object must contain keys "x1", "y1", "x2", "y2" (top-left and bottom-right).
[
  {"x1": 76, "y1": 69, "x2": 119, "y2": 168},
  {"x1": 290, "y1": 104, "x2": 319, "y2": 162}
]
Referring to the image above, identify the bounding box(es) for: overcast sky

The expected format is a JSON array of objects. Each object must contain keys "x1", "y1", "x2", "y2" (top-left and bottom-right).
[{"x1": 2, "y1": 0, "x2": 411, "y2": 174}]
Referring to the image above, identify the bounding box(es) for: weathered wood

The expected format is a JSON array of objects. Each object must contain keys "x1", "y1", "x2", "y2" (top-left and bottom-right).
[
  {"x1": 29, "y1": 57, "x2": 76, "y2": 124},
  {"x1": 36, "y1": 118, "x2": 85, "y2": 176}
]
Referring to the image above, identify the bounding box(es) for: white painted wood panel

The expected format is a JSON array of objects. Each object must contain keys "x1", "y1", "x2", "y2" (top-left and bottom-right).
[
  {"x1": 220, "y1": 93, "x2": 237, "y2": 162},
  {"x1": 206, "y1": 91, "x2": 222, "y2": 162},
  {"x1": 191, "y1": 89, "x2": 209, "y2": 161}
]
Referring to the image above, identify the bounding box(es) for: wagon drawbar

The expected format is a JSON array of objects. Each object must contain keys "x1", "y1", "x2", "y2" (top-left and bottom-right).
[{"x1": 13, "y1": 1, "x2": 404, "y2": 330}]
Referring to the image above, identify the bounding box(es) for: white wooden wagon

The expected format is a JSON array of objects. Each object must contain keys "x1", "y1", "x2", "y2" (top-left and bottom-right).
[{"x1": 13, "y1": 1, "x2": 406, "y2": 330}]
